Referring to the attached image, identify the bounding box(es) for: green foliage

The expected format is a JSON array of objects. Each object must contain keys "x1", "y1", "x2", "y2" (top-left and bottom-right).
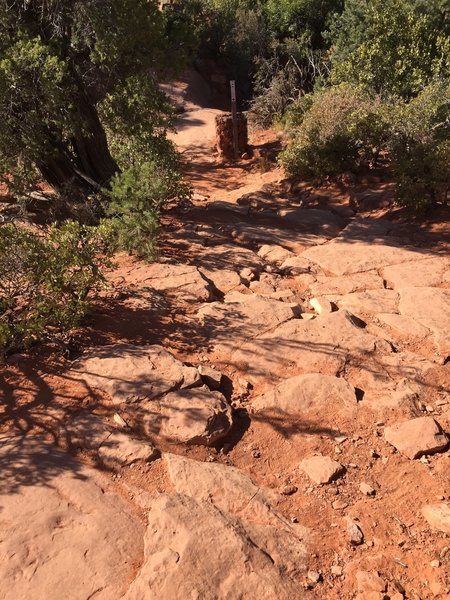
[
  {"x1": 388, "y1": 80, "x2": 450, "y2": 210},
  {"x1": 104, "y1": 152, "x2": 190, "y2": 259},
  {"x1": 280, "y1": 85, "x2": 385, "y2": 181},
  {"x1": 0, "y1": 221, "x2": 111, "y2": 355},
  {"x1": 329, "y1": 0, "x2": 449, "y2": 98}
]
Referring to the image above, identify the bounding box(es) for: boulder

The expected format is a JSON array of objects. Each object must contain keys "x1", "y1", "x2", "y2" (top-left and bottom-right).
[
  {"x1": 141, "y1": 388, "x2": 233, "y2": 446},
  {"x1": 71, "y1": 344, "x2": 201, "y2": 405},
  {"x1": 300, "y1": 455, "x2": 345, "y2": 484},
  {"x1": 384, "y1": 417, "x2": 448, "y2": 459},
  {"x1": 258, "y1": 244, "x2": 295, "y2": 265},
  {"x1": 0, "y1": 436, "x2": 144, "y2": 600},
  {"x1": 252, "y1": 373, "x2": 357, "y2": 416}
]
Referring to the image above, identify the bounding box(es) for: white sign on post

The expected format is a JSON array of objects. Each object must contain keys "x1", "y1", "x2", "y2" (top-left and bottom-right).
[{"x1": 230, "y1": 80, "x2": 239, "y2": 159}]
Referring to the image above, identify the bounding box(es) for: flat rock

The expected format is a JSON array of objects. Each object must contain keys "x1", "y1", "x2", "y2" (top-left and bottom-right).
[
  {"x1": 376, "y1": 313, "x2": 430, "y2": 340},
  {"x1": 124, "y1": 494, "x2": 302, "y2": 600},
  {"x1": 198, "y1": 267, "x2": 242, "y2": 294},
  {"x1": 302, "y1": 240, "x2": 431, "y2": 276},
  {"x1": 280, "y1": 255, "x2": 314, "y2": 275},
  {"x1": 337, "y1": 289, "x2": 399, "y2": 318},
  {"x1": 163, "y1": 454, "x2": 308, "y2": 580},
  {"x1": 258, "y1": 244, "x2": 295, "y2": 265},
  {"x1": 0, "y1": 436, "x2": 144, "y2": 600},
  {"x1": 71, "y1": 344, "x2": 201, "y2": 404},
  {"x1": 399, "y1": 287, "x2": 450, "y2": 359},
  {"x1": 164, "y1": 453, "x2": 278, "y2": 524},
  {"x1": 98, "y1": 430, "x2": 158, "y2": 468},
  {"x1": 140, "y1": 388, "x2": 233, "y2": 446},
  {"x1": 118, "y1": 262, "x2": 211, "y2": 301},
  {"x1": 252, "y1": 374, "x2": 357, "y2": 416},
  {"x1": 356, "y1": 571, "x2": 386, "y2": 593},
  {"x1": 422, "y1": 503, "x2": 450, "y2": 534},
  {"x1": 195, "y1": 243, "x2": 264, "y2": 272},
  {"x1": 278, "y1": 207, "x2": 343, "y2": 232},
  {"x1": 309, "y1": 271, "x2": 384, "y2": 296},
  {"x1": 382, "y1": 257, "x2": 450, "y2": 289},
  {"x1": 300, "y1": 455, "x2": 345, "y2": 484},
  {"x1": 232, "y1": 310, "x2": 381, "y2": 384},
  {"x1": 198, "y1": 294, "x2": 296, "y2": 346},
  {"x1": 66, "y1": 412, "x2": 112, "y2": 449},
  {"x1": 384, "y1": 417, "x2": 448, "y2": 459},
  {"x1": 338, "y1": 217, "x2": 392, "y2": 239}
]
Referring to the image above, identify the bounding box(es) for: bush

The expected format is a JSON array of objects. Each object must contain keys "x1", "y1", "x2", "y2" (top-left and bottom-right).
[
  {"x1": 0, "y1": 221, "x2": 111, "y2": 355},
  {"x1": 389, "y1": 80, "x2": 450, "y2": 210},
  {"x1": 280, "y1": 84, "x2": 385, "y2": 181},
  {"x1": 104, "y1": 152, "x2": 190, "y2": 259}
]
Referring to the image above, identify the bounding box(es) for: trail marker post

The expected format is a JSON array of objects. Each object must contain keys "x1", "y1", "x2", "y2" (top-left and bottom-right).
[{"x1": 230, "y1": 80, "x2": 239, "y2": 159}]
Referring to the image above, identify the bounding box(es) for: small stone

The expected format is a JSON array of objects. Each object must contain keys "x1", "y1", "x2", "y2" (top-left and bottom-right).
[
  {"x1": 300, "y1": 455, "x2": 345, "y2": 485},
  {"x1": 419, "y1": 455, "x2": 430, "y2": 464},
  {"x1": 334, "y1": 447, "x2": 342, "y2": 455},
  {"x1": 309, "y1": 297, "x2": 333, "y2": 315},
  {"x1": 370, "y1": 450, "x2": 380, "y2": 459},
  {"x1": 301, "y1": 313, "x2": 316, "y2": 320},
  {"x1": 360, "y1": 482, "x2": 376, "y2": 496},
  {"x1": 430, "y1": 559, "x2": 440, "y2": 568},
  {"x1": 346, "y1": 518, "x2": 364, "y2": 545},
  {"x1": 307, "y1": 570, "x2": 322, "y2": 584},
  {"x1": 239, "y1": 267, "x2": 255, "y2": 284},
  {"x1": 355, "y1": 570, "x2": 386, "y2": 593},
  {"x1": 334, "y1": 435, "x2": 348, "y2": 444},
  {"x1": 426, "y1": 405, "x2": 434, "y2": 413},
  {"x1": 290, "y1": 516, "x2": 298, "y2": 523},
  {"x1": 331, "y1": 565, "x2": 343, "y2": 576},
  {"x1": 198, "y1": 364, "x2": 223, "y2": 390},
  {"x1": 390, "y1": 594, "x2": 404, "y2": 600},
  {"x1": 113, "y1": 413, "x2": 129, "y2": 428},
  {"x1": 332, "y1": 499, "x2": 348, "y2": 510},
  {"x1": 281, "y1": 484, "x2": 298, "y2": 496},
  {"x1": 252, "y1": 450, "x2": 261, "y2": 459},
  {"x1": 384, "y1": 417, "x2": 448, "y2": 460}
]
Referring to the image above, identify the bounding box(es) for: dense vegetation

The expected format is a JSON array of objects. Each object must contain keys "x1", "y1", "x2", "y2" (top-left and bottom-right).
[{"x1": 0, "y1": 0, "x2": 448, "y2": 354}]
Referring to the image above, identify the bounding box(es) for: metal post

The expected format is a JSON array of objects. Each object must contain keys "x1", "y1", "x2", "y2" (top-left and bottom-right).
[{"x1": 230, "y1": 80, "x2": 239, "y2": 159}]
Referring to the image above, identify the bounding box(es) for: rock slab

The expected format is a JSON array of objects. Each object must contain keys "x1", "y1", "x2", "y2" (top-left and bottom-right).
[{"x1": 384, "y1": 417, "x2": 448, "y2": 459}]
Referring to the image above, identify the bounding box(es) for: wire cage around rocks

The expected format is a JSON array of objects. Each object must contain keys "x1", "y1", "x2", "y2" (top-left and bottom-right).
[{"x1": 215, "y1": 112, "x2": 249, "y2": 160}]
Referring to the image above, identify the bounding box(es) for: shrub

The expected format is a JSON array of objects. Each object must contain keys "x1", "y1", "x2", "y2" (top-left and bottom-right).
[
  {"x1": 104, "y1": 152, "x2": 190, "y2": 259},
  {"x1": 280, "y1": 84, "x2": 385, "y2": 181},
  {"x1": 389, "y1": 80, "x2": 450, "y2": 210},
  {"x1": 0, "y1": 221, "x2": 111, "y2": 355}
]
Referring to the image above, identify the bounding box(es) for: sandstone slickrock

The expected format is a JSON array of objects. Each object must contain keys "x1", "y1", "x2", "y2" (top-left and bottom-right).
[
  {"x1": 337, "y1": 289, "x2": 399, "y2": 318},
  {"x1": 124, "y1": 494, "x2": 303, "y2": 600},
  {"x1": 258, "y1": 244, "x2": 295, "y2": 265},
  {"x1": 71, "y1": 344, "x2": 201, "y2": 405},
  {"x1": 376, "y1": 313, "x2": 430, "y2": 340},
  {"x1": 198, "y1": 294, "x2": 297, "y2": 346},
  {"x1": 198, "y1": 266, "x2": 242, "y2": 294},
  {"x1": 232, "y1": 310, "x2": 381, "y2": 384},
  {"x1": 309, "y1": 272, "x2": 384, "y2": 296},
  {"x1": 0, "y1": 436, "x2": 144, "y2": 600},
  {"x1": 163, "y1": 454, "x2": 308, "y2": 581},
  {"x1": 280, "y1": 255, "x2": 314, "y2": 275},
  {"x1": 300, "y1": 455, "x2": 345, "y2": 484},
  {"x1": 382, "y1": 257, "x2": 450, "y2": 289},
  {"x1": 114, "y1": 262, "x2": 211, "y2": 301},
  {"x1": 302, "y1": 240, "x2": 429, "y2": 276},
  {"x1": 141, "y1": 388, "x2": 233, "y2": 446},
  {"x1": 384, "y1": 417, "x2": 448, "y2": 459},
  {"x1": 422, "y1": 503, "x2": 450, "y2": 534},
  {"x1": 398, "y1": 287, "x2": 450, "y2": 359},
  {"x1": 252, "y1": 373, "x2": 357, "y2": 416}
]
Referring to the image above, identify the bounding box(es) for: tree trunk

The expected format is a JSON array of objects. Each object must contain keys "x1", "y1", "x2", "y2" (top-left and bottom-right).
[{"x1": 38, "y1": 96, "x2": 119, "y2": 196}]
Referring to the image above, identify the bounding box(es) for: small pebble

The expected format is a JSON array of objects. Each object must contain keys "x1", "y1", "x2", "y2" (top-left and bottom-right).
[
  {"x1": 281, "y1": 484, "x2": 298, "y2": 496},
  {"x1": 290, "y1": 516, "x2": 298, "y2": 523},
  {"x1": 360, "y1": 482, "x2": 376, "y2": 496},
  {"x1": 332, "y1": 499, "x2": 348, "y2": 510},
  {"x1": 307, "y1": 570, "x2": 322, "y2": 584},
  {"x1": 430, "y1": 559, "x2": 440, "y2": 568},
  {"x1": 252, "y1": 450, "x2": 261, "y2": 459},
  {"x1": 331, "y1": 565, "x2": 343, "y2": 576}
]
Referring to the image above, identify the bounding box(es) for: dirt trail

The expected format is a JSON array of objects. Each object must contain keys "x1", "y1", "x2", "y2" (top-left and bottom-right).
[{"x1": 1, "y1": 74, "x2": 450, "y2": 599}]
